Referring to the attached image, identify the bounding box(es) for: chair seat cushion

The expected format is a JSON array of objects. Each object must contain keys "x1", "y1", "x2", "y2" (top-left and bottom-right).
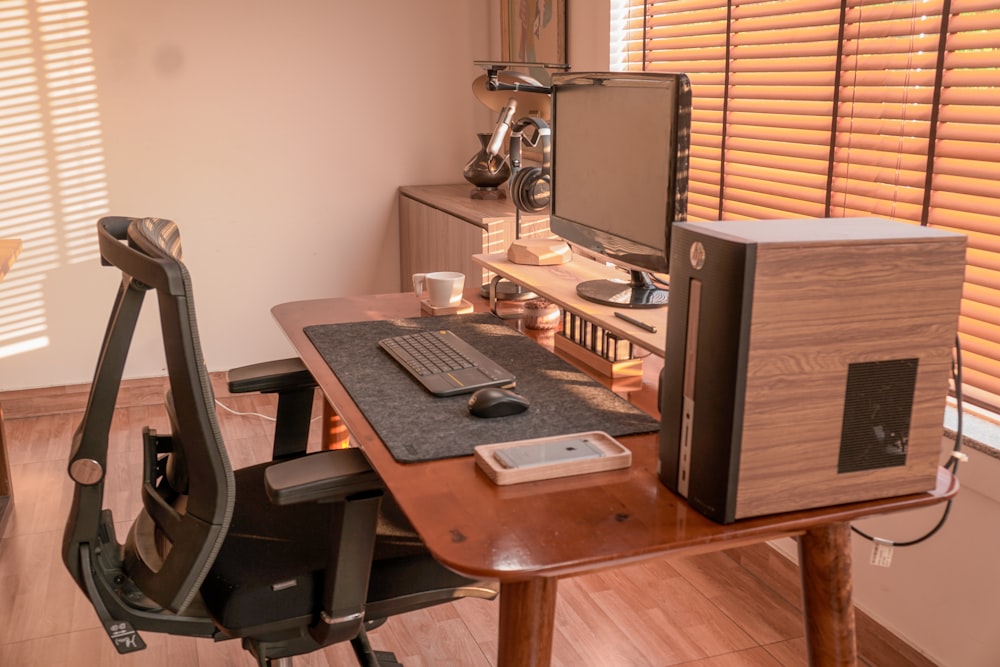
[
  {"x1": 200, "y1": 455, "x2": 485, "y2": 636},
  {"x1": 367, "y1": 484, "x2": 495, "y2": 620},
  {"x1": 200, "y1": 460, "x2": 332, "y2": 634}
]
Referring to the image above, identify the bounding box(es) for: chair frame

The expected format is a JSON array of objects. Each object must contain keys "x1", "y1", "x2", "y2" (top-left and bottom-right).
[{"x1": 63, "y1": 217, "x2": 495, "y2": 666}]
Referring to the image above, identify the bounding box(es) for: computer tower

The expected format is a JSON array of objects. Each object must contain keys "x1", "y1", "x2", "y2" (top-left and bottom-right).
[{"x1": 658, "y1": 218, "x2": 966, "y2": 523}]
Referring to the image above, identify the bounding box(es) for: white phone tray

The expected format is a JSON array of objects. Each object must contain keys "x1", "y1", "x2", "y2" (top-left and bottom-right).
[{"x1": 474, "y1": 431, "x2": 631, "y2": 486}]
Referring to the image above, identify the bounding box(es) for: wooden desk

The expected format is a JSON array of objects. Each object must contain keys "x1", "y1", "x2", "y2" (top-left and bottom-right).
[
  {"x1": 0, "y1": 238, "x2": 23, "y2": 533},
  {"x1": 272, "y1": 290, "x2": 957, "y2": 667}
]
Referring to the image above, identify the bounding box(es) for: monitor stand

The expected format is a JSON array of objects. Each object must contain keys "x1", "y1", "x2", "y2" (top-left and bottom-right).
[
  {"x1": 576, "y1": 270, "x2": 668, "y2": 308},
  {"x1": 480, "y1": 280, "x2": 537, "y2": 302}
]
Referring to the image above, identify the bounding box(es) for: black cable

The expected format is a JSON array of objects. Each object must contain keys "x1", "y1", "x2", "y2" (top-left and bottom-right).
[
  {"x1": 850, "y1": 334, "x2": 963, "y2": 547},
  {"x1": 851, "y1": 497, "x2": 953, "y2": 547}
]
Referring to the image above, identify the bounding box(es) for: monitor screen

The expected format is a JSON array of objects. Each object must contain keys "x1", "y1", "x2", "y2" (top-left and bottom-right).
[{"x1": 548, "y1": 71, "x2": 691, "y2": 308}]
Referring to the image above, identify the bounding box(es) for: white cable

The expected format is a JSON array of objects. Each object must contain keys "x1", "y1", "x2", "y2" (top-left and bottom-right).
[
  {"x1": 214, "y1": 399, "x2": 276, "y2": 422},
  {"x1": 215, "y1": 399, "x2": 322, "y2": 423}
]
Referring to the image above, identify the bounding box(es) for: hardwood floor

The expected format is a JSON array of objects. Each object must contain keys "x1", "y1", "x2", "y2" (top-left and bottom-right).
[{"x1": 0, "y1": 376, "x2": 933, "y2": 666}]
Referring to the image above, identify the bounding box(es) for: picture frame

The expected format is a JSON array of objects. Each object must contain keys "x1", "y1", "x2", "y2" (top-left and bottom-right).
[{"x1": 501, "y1": 0, "x2": 567, "y2": 75}]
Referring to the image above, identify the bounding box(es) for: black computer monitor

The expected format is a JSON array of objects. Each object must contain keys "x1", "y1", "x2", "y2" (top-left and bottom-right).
[{"x1": 548, "y1": 71, "x2": 691, "y2": 308}]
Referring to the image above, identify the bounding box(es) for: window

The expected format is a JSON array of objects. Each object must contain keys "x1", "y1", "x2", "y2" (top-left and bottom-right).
[{"x1": 620, "y1": 0, "x2": 1000, "y2": 412}]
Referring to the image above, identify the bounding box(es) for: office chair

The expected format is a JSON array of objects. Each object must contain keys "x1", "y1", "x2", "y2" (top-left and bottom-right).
[{"x1": 63, "y1": 216, "x2": 497, "y2": 666}]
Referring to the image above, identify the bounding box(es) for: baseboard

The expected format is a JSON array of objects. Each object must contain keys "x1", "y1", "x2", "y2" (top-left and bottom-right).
[
  {"x1": 0, "y1": 372, "x2": 240, "y2": 420},
  {"x1": 855, "y1": 606, "x2": 937, "y2": 667}
]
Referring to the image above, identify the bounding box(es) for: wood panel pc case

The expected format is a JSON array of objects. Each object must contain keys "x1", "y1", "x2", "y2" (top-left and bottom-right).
[{"x1": 659, "y1": 218, "x2": 966, "y2": 523}]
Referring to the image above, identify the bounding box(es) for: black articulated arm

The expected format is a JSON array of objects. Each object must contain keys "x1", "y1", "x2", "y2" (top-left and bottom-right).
[{"x1": 228, "y1": 358, "x2": 317, "y2": 460}]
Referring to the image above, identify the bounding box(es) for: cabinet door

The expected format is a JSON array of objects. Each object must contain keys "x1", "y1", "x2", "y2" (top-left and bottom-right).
[{"x1": 399, "y1": 196, "x2": 505, "y2": 291}]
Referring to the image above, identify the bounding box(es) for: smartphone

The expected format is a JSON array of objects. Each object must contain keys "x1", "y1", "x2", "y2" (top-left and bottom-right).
[{"x1": 493, "y1": 436, "x2": 606, "y2": 469}]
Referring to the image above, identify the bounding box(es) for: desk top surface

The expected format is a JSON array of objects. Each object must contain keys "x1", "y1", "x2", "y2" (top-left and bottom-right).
[{"x1": 273, "y1": 290, "x2": 958, "y2": 581}]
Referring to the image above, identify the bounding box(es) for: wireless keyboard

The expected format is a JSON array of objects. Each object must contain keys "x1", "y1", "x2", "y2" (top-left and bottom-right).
[{"x1": 378, "y1": 329, "x2": 516, "y2": 397}]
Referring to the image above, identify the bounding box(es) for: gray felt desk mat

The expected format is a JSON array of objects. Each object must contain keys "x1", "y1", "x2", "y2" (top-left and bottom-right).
[{"x1": 304, "y1": 313, "x2": 659, "y2": 463}]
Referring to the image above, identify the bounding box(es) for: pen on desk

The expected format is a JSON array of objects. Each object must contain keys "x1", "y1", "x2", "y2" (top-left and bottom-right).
[{"x1": 614, "y1": 311, "x2": 658, "y2": 334}]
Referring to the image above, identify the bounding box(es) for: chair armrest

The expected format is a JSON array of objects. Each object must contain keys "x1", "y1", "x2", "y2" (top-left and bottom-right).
[
  {"x1": 228, "y1": 358, "x2": 317, "y2": 460},
  {"x1": 227, "y1": 357, "x2": 315, "y2": 394},
  {"x1": 264, "y1": 448, "x2": 382, "y2": 505}
]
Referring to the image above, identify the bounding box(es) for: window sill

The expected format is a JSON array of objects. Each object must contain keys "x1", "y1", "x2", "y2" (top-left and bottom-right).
[
  {"x1": 944, "y1": 401, "x2": 1000, "y2": 461},
  {"x1": 944, "y1": 401, "x2": 1000, "y2": 503}
]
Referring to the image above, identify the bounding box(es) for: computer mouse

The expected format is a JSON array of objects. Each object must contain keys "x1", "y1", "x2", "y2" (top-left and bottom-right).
[{"x1": 468, "y1": 387, "x2": 530, "y2": 418}]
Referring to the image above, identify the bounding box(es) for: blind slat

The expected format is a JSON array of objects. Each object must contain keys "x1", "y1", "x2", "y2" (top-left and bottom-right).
[{"x1": 632, "y1": 0, "x2": 1000, "y2": 410}]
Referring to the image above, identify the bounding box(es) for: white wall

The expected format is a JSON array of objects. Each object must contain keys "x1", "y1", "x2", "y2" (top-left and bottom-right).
[
  {"x1": 850, "y1": 445, "x2": 1000, "y2": 666},
  {"x1": 771, "y1": 443, "x2": 1000, "y2": 666},
  {"x1": 0, "y1": 0, "x2": 613, "y2": 391},
  {"x1": 0, "y1": 0, "x2": 496, "y2": 389}
]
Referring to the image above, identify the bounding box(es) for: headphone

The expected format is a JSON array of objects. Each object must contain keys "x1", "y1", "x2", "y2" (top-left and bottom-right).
[{"x1": 508, "y1": 117, "x2": 551, "y2": 213}]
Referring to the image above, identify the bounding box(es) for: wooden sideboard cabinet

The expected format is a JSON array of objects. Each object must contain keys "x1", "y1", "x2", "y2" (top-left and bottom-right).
[{"x1": 398, "y1": 184, "x2": 549, "y2": 291}]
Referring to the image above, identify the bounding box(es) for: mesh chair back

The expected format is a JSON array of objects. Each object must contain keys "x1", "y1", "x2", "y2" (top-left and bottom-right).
[{"x1": 64, "y1": 216, "x2": 234, "y2": 613}]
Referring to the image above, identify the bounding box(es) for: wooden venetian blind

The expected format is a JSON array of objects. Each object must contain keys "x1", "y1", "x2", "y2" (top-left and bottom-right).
[{"x1": 621, "y1": 0, "x2": 1000, "y2": 412}]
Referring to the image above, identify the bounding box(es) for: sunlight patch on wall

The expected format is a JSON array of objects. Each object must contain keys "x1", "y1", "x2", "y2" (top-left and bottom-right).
[{"x1": 0, "y1": 0, "x2": 110, "y2": 360}]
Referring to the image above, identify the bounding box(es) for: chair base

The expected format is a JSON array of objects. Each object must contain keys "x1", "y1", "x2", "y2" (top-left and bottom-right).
[
  {"x1": 372, "y1": 651, "x2": 403, "y2": 667},
  {"x1": 263, "y1": 650, "x2": 401, "y2": 667},
  {"x1": 351, "y1": 628, "x2": 403, "y2": 667}
]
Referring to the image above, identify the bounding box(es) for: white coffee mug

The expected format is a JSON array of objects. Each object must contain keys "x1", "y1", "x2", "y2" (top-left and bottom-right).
[{"x1": 412, "y1": 271, "x2": 465, "y2": 307}]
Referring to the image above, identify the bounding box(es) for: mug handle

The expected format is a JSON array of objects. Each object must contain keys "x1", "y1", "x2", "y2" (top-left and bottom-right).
[{"x1": 412, "y1": 272, "x2": 427, "y2": 296}]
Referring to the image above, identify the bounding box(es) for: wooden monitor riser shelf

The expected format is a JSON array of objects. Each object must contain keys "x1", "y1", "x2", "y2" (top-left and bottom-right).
[
  {"x1": 0, "y1": 238, "x2": 24, "y2": 534},
  {"x1": 473, "y1": 251, "x2": 667, "y2": 357}
]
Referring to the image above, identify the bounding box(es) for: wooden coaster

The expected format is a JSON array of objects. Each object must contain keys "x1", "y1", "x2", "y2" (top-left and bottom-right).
[{"x1": 420, "y1": 298, "x2": 474, "y2": 316}]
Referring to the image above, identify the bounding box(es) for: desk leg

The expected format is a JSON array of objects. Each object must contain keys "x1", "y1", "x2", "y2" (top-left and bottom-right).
[
  {"x1": 498, "y1": 578, "x2": 557, "y2": 667},
  {"x1": 799, "y1": 522, "x2": 857, "y2": 667},
  {"x1": 321, "y1": 400, "x2": 350, "y2": 449}
]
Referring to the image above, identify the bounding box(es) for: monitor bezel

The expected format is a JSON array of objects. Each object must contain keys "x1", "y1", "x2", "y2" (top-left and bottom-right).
[{"x1": 548, "y1": 71, "x2": 692, "y2": 276}]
